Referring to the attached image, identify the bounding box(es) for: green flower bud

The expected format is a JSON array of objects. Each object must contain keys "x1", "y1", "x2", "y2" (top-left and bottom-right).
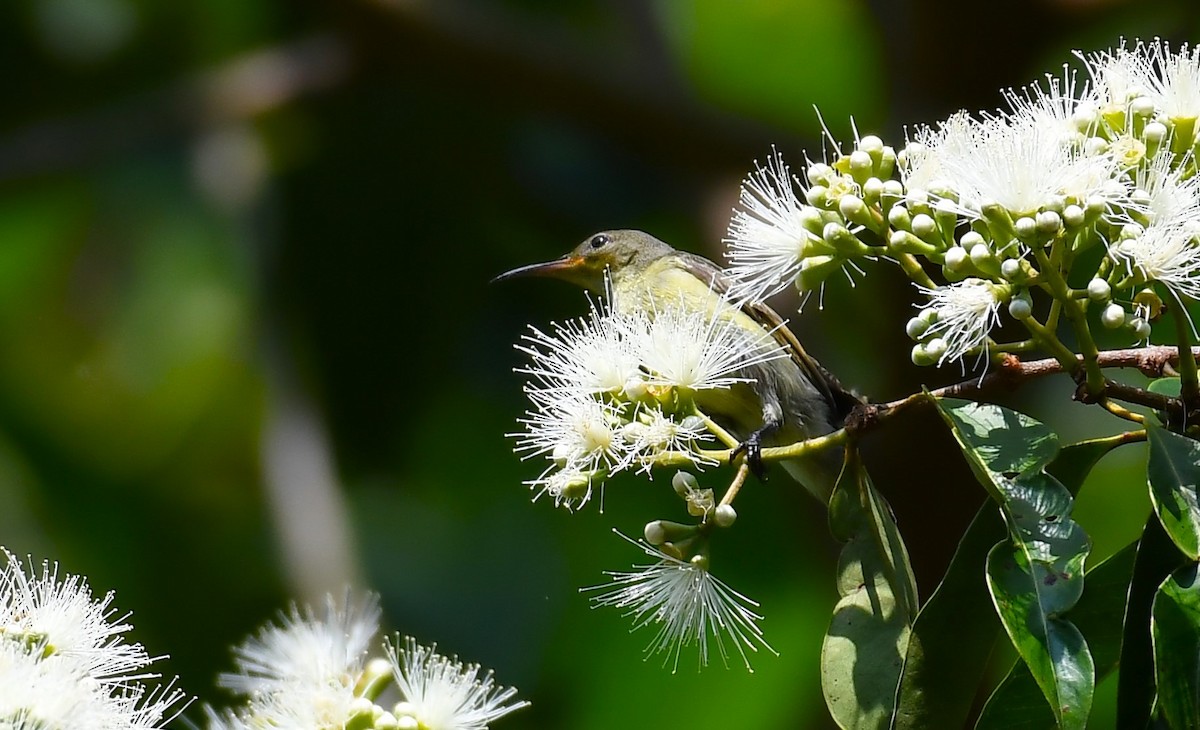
[
  {"x1": 862, "y1": 177, "x2": 884, "y2": 202},
  {"x1": 905, "y1": 316, "x2": 929, "y2": 340},
  {"x1": 969, "y1": 242, "x2": 993, "y2": 266},
  {"x1": 1101, "y1": 302, "x2": 1126, "y2": 329},
  {"x1": 910, "y1": 342, "x2": 936, "y2": 366},
  {"x1": 959, "y1": 230, "x2": 985, "y2": 249},
  {"x1": 882, "y1": 179, "x2": 905, "y2": 200},
  {"x1": 849, "y1": 150, "x2": 873, "y2": 176},
  {"x1": 1086, "y1": 278, "x2": 1111, "y2": 302},
  {"x1": 858, "y1": 134, "x2": 884, "y2": 156},
  {"x1": 645, "y1": 520, "x2": 696, "y2": 545},
  {"x1": 838, "y1": 194, "x2": 867, "y2": 220}
]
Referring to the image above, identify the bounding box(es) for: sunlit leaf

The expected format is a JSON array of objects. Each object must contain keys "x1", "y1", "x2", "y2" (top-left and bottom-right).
[
  {"x1": 1146, "y1": 424, "x2": 1200, "y2": 560},
  {"x1": 935, "y1": 398, "x2": 1094, "y2": 730},
  {"x1": 1152, "y1": 563, "x2": 1200, "y2": 730},
  {"x1": 823, "y1": 449, "x2": 916, "y2": 730}
]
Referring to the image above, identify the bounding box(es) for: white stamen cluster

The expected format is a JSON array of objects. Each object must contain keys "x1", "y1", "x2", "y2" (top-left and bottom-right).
[
  {"x1": 512, "y1": 289, "x2": 786, "y2": 509},
  {"x1": 0, "y1": 547, "x2": 189, "y2": 728}
]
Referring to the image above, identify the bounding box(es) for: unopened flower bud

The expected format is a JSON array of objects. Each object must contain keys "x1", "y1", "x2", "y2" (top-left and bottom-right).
[
  {"x1": 1133, "y1": 318, "x2": 1152, "y2": 340},
  {"x1": 882, "y1": 179, "x2": 905, "y2": 200},
  {"x1": 1063, "y1": 204, "x2": 1085, "y2": 227},
  {"x1": 805, "y1": 185, "x2": 830, "y2": 208},
  {"x1": 807, "y1": 163, "x2": 834, "y2": 187},
  {"x1": 1008, "y1": 294, "x2": 1032, "y2": 320},
  {"x1": 672, "y1": 471, "x2": 699, "y2": 497},
  {"x1": 1144, "y1": 121, "x2": 1168, "y2": 145},
  {"x1": 1130, "y1": 96, "x2": 1156, "y2": 117},
  {"x1": 1101, "y1": 302, "x2": 1126, "y2": 329},
  {"x1": 714, "y1": 504, "x2": 737, "y2": 527},
  {"x1": 911, "y1": 213, "x2": 937, "y2": 239},
  {"x1": 925, "y1": 337, "x2": 948, "y2": 360},
  {"x1": 858, "y1": 134, "x2": 884, "y2": 155},
  {"x1": 1014, "y1": 216, "x2": 1038, "y2": 239},
  {"x1": 1036, "y1": 210, "x2": 1062, "y2": 234},
  {"x1": 888, "y1": 204, "x2": 912, "y2": 229},
  {"x1": 644, "y1": 521, "x2": 667, "y2": 545},
  {"x1": 1084, "y1": 137, "x2": 1109, "y2": 156},
  {"x1": 1087, "y1": 278, "x2": 1111, "y2": 302},
  {"x1": 862, "y1": 177, "x2": 884, "y2": 202},
  {"x1": 839, "y1": 194, "x2": 867, "y2": 220},
  {"x1": 905, "y1": 316, "x2": 929, "y2": 340},
  {"x1": 1121, "y1": 223, "x2": 1144, "y2": 240},
  {"x1": 1000, "y1": 258, "x2": 1023, "y2": 281},
  {"x1": 848, "y1": 150, "x2": 873, "y2": 176},
  {"x1": 944, "y1": 246, "x2": 968, "y2": 272},
  {"x1": 969, "y1": 243, "x2": 993, "y2": 267}
]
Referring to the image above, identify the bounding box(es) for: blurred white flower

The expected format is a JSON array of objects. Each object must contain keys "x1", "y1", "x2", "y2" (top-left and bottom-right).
[
  {"x1": 585, "y1": 535, "x2": 775, "y2": 672},
  {"x1": 214, "y1": 591, "x2": 380, "y2": 730},
  {"x1": 1145, "y1": 41, "x2": 1200, "y2": 122},
  {"x1": 1077, "y1": 41, "x2": 1157, "y2": 120},
  {"x1": 387, "y1": 635, "x2": 528, "y2": 730},
  {"x1": 1112, "y1": 222, "x2": 1200, "y2": 302},
  {"x1": 724, "y1": 149, "x2": 826, "y2": 302},
  {"x1": 918, "y1": 279, "x2": 1003, "y2": 366},
  {"x1": 513, "y1": 393, "x2": 629, "y2": 477}
]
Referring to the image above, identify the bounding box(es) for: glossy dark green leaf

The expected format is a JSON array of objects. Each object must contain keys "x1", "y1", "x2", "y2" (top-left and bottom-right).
[
  {"x1": 823, "y1": 450, "x2": 917, "y2": 730},
  {"x1": 1119, "y1": 517, "x2": 1188, "y2": 728},
  {"x1": 1152, "y1": 563, "x2": 1200, "y2": 730},
  {"x1": 891, "y1": 505, "x2": 1005, "y2": 730},
  {"x1": 935, "y1": 398, "x2": 1094, "y2": 730},
  {"x1": 1148, "y1": 377, "x2": 1183, "y2": 398},
  {"x1": 1147, "y1": 424, "x2": 1200, "y2": 560},
  {"x1": 976, "y1": 541, "x2": 1138, "y2": 729}
]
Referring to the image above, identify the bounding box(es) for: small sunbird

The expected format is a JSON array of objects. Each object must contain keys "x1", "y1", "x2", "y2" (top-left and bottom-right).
[{"x1": 495, "y1": 229, "x2": 859, "y2": 501}]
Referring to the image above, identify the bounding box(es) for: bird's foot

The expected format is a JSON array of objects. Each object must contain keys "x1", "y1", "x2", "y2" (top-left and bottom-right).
[{"x1": 731, "y1": 428, "x2": 769, "y2": 482}]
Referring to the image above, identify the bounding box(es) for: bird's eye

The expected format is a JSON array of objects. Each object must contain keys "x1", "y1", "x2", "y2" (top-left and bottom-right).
[{"x1": 590, "y1": 234, "x2": 609, "y2": 249}]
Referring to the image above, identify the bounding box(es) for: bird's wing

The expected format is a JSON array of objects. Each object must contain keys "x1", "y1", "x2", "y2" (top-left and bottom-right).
[{"x1": 670, "y1": 250, "x2": 861, "y2": 420}]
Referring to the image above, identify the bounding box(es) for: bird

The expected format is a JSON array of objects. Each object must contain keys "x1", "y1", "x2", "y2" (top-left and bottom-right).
[{"x1": 494, "y1": 229, "x2": 859, "y2": 502}]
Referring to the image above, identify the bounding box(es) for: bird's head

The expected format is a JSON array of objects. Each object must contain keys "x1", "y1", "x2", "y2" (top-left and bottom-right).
[{"x1": 493, "y1": 230, "x2": 673, "y2": 292}]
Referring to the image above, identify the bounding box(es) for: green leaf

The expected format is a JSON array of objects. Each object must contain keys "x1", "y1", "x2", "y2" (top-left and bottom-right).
[
  {"x1": 934, "y1": 398, "x2": 1094, "y2": 729},
  {"x1": 976, "y1": 541, "x2": 1138, "y2": 729},
  {"x1": 891, "y1": 505, "x2": 1005, "y2": 730},
  {"x1": 1148, "y1": 377, "x2": 1183, "y2": 399},
  {"x1": 823, "y1": 450, "x2": 917, "y2": 730},
  {"x1": 1152, "y1": 563, "x2": 1200, "y2": 730},
  {"x1": 1147, "y1": 424, "x2": 1200, "y2": 560},
  {"x1": 1118, "y1": 516, "x2": 1188, "y2": 728}
]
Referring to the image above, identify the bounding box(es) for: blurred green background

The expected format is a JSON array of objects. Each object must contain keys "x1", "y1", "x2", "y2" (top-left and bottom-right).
[{"x1": 1, "y1": 0, "x2": 1198, "y2": 727}]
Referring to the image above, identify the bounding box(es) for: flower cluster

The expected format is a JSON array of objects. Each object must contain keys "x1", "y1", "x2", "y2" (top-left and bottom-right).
[
  {"x1": 0, "y1": 547, "x2": 189, "y2": 729},
  {"x1": 724, "y1": 39, "x2": 1200, "y2": 368},
  {"x1": 511, "y1": 289, "x2": 787, "y2": 510},
  {"x1": 207, "y1": 591, "x2": 527, "y2": 730}
]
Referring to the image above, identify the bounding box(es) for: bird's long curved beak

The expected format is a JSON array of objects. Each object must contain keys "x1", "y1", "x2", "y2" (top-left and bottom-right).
[{"x1": 491, "y1": 255, "x2": 585, "y2": 284}]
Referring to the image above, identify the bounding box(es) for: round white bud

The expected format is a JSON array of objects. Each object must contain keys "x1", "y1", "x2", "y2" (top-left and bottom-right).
[
  {"x1": 1121, "y1": 223, "x2": 1144, "y2": 240},
  {"x1": 849, "y1": 150, "x2": 872, "y2": 173},
  {"x1": 863, "y1": 177, "x2": 884, "y2": 199},
  {"x1": 969, "y1": 242, "x2": 993, "y2": 266},
  {"x1": 1014, "y1": 216, "x2": 1038, "y2": 239},
  {"x1": 1101, "y1": 302, "x2": 1126, "y2": 329},
  {"x1": 672, "y1": 471, "x2": 698, "y2": 496},
  {"x1": 1144, "y1": 121, "x2": 1168, "y2": 144},
  {"x1": 1036, "y1": 210, "x2": 1062, "y2": 234},
  {"x1": 911, "y1": 213, "x2": 937, "y2": 238},
  {"x1": 959, "y1": 230, "x2": 985, "y2": 249},
  {"x1": 1000, "y1": 258, "x2": 1022, "y2": 280},
  {"x1": 1063, "y1": 204, "x2": 1085, "y2": 227},
  {"x1": 1130, "y1": 96, "x2": 1156, "y2": 117},
  {"x1": 1008, "y1": 296, "x2": 1032, "y2": 320},
  {"x1": 925, "y1": 337, "x2": 948, "y2": 360},
  {"x1": 887, "y1": 204, "x2": 910, "y2": 227},
  {"x1": 1084, "y1": 137, "x2": 1109, "y2": 156},
  {"x1": 807, "y1": 163, "x2": 833, "y2": 187},
  {"x1": 1133, "y1": 318, "x2": 1152, "y2": 340},
  {"x1": 882, "y1": 179, "x2": 905, "y2": 199},
  {"x1": 858, "y1": 134, "x2": 884, "y2": 154},
  {"x1": 805, "y1": 185, "x2": 829, "y2": 207},
  {"x1": 906, "y1": 316, "x2": 929, "y2": 340},
  {"x1": 1086, "y1": 278, "x2": 1111, "y2": 302},
  {"x1": 943, "y1": 246, "x2": 968, "y2": 271},
  {"x1": 839, "y1": 195, "x2": 866, "y2": 219}
]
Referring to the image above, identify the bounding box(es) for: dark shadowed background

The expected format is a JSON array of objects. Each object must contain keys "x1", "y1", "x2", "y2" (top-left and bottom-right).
[{"x1": 1, "y1": 0, "x2": 1197, "y2": 727}]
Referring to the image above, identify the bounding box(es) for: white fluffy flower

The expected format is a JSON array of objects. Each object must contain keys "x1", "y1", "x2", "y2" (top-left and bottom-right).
[
  {"x1": 919, "y1": 279, "x2": 1003, "y2": 366},
  {"x1": 585, "y1": 535, "x2": 775, "y2": 672},
  {"x1": 1112, "y1": 222, "x2": 1200, "y2": 301},
  {"x1": 639, "y1": 294, "x2": 788, "y2": 392},
  {"x1": 0, "y1": 548, "x2": 189, "y2": 728},
  {"x1": 1145, "y1": 41, "x2": 1200, "y2": 121},
  {"x1": 723, "y1": 149, "x2": 827, "y2": 302},
  {"x1": 516, "y1": 296, "x2": 643, "y2": 401},
  {"x1": 1077, "y1": 42, "x2": 1157, "y2": 119},
  {"x1": 620, "y1": 409, "x2": 713, "y2": 474},
  {"x1": 387, "y1": 635, "x2": 528, "y2": 730},
  {"x1": 905, "y1": 112, "x2": 1124, "y2": 219},
  {"x1": 513, "y1": 394, "x2": 628, "y2": 476},
  {"x1": 1002, "y1": 68, "x2": 1094, "y2": 143}
]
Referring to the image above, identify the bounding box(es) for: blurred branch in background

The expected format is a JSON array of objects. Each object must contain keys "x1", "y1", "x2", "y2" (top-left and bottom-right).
[{"x1": 0, "y1": 34, "x2": 349, "y2": 182}]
